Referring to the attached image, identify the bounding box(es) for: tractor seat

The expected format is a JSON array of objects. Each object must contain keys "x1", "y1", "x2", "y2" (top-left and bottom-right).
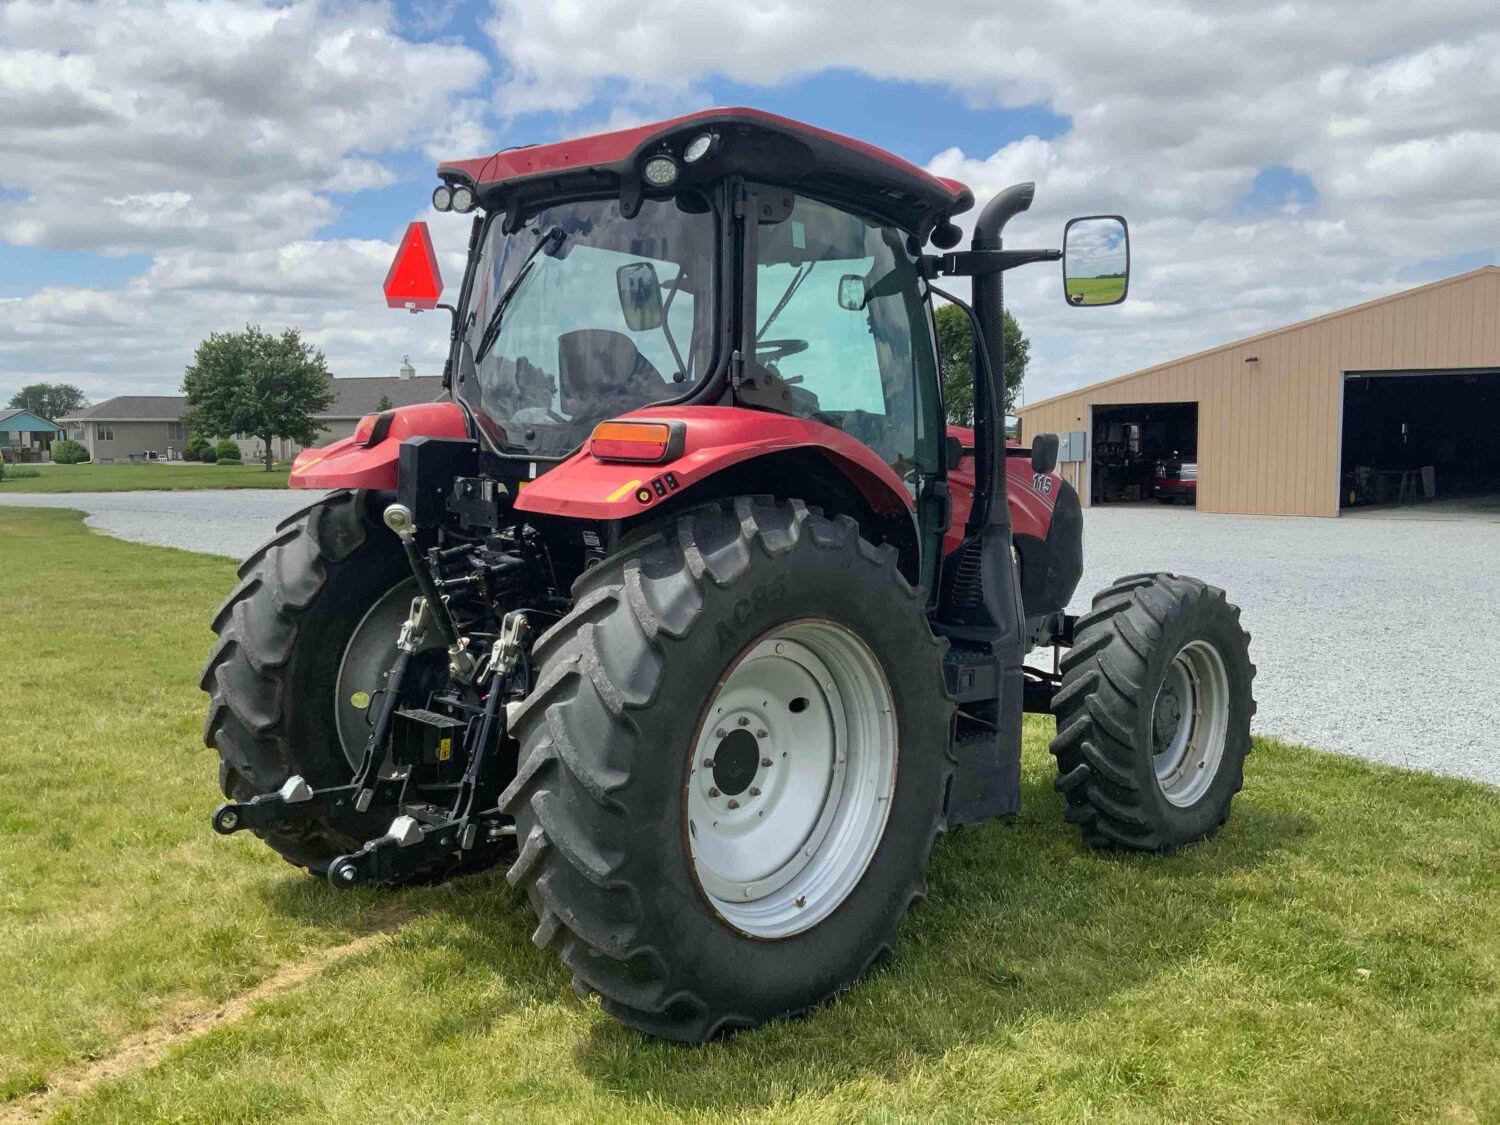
[{"x1": 558, "y1": 329, "x2": 670, "y2": 422}]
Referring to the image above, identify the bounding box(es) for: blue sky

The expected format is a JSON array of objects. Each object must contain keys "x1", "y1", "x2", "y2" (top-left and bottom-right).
[{"x1": 1, "y1": 0, "x2": 1495, "y2": 403}]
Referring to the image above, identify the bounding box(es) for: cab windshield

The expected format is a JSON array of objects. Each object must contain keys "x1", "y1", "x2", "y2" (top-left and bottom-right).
[{"x1": 456, "y1": 196, "x2": 717, "y2": 457}]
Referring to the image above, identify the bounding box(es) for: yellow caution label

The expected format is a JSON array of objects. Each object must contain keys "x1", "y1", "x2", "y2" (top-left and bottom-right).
[
  {"x1": 437, "y1": 737, "x2": 452, "y2": 762},
  {"x1": 350, "y1": 691, "x2": 371, "y2": 709}
]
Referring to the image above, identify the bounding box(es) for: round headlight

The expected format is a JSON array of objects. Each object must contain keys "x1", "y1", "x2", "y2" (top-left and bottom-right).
[
  {"x1": 432, "y1": 185, "x2": 453, "y2": 212},
  {"x1": 642, "y1": 155, "x2": 679, "y2": 187},
  {"x1": 683, "y1": 132, "x2": 714, "y2": 163},
  {"x1": 450, "y1": 185, "x2": 475, "y2": 213}
]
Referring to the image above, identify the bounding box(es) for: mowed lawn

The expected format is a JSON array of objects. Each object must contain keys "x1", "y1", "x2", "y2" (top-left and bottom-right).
[
  {"x1": 1, "y1": 507, "x2": 1497, "y2": 1124},
  {"x1": 0, "y1": 462, "x2": 287, "y2": 493}
]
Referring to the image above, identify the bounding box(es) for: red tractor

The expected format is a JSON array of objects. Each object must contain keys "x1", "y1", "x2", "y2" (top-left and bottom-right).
[{"x1": 206, "y1": 109, "x2": 1254, "y2": 1041}]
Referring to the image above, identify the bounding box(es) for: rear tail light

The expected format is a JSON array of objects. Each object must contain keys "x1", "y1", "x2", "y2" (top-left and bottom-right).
[
  {"x1": 589, "y1": 420, "x2": 684, "y2": 463},
  {"x1": 353, "y1": 411, "x2": 394, "y2": 447}
]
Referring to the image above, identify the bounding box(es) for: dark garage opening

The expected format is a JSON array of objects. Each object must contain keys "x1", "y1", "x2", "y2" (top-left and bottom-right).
[
  {"x1": 1091, "y1": 402, "x2": 1200, "y2": 506},
  {"x1": 1341, "y1": 369, "x2": 1500, "y2": 511}
]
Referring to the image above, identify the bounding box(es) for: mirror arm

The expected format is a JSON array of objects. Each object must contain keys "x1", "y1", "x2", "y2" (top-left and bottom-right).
[{"x1": 922, "y1": 248, "x2": 1060, "y2": 278}]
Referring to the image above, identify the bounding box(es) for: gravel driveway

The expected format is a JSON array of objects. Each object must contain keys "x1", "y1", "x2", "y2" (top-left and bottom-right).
[
  {"x1": 1051, "y1": 505, "x2": 1500, "y2": 786},
  {"x1": 3, "y1": 490, "x2": 1496, "y2": 785},
  {"x1": 0, "y1": 489, "x2": 324, "y2": 561}
]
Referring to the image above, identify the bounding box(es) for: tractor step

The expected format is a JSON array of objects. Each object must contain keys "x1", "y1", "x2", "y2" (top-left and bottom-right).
[{"x1": 942, "y1": 641, "x2": 1001, "y2": 704}]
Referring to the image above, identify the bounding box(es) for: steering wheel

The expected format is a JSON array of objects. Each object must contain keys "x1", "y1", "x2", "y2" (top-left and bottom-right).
[{"x1": 756, "y1": 338, "x2": 809, "y2": 363}]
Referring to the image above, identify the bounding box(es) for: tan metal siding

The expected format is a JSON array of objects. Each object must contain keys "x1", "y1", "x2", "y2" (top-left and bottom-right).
[{"x1": 1018, "y1": 268, "x2": 1500, "y2": 516}]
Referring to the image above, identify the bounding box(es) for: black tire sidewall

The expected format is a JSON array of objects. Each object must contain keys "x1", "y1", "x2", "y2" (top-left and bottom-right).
[
  {"x1": 549, "y1": 508, "x2": 951, "y2": 1022},
  {"x1": 1131, "y1": 596, "x2": 1253, "y2": 843}
]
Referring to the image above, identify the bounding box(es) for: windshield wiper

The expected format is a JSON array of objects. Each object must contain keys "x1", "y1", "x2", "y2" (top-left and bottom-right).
[
  {"x1": 757, "y1": 261, "x2": 815, "y2": 341},
  {"x1": 474, "y1": 226, "x2": 567, "y2": 364}
]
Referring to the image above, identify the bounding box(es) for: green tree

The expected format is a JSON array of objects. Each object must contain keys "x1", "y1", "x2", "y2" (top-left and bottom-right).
[
  {"x1": 181, "y1": 326, "x2": 334, "y2": 471},
  {"x1": 7, "y1": 382, "x2": 88, "y2": 421},
  {"x1": 374, "y1": 394, "x2": 394, "y2": 412},
  {"x1": 933, "y1": 303, "x2": 1030, "y2": 425}
]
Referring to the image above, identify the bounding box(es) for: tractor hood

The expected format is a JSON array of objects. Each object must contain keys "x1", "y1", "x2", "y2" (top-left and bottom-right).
[{"x1": 437, "y1": 107, "x2": 974, "y2": 239}]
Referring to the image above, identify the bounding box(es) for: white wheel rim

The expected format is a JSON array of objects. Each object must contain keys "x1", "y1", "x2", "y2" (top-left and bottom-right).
[
  {"x1": 684, "y1": 619, "x2": 897, "y2": 939},
  {"x1": 1151, "y1": 638, "x2": 1230, "y2": 807}
]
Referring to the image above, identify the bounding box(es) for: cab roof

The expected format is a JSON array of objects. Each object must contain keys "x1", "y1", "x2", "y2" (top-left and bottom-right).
[{"x1": 437, "y1": 107, "x2": 974, "y2": 238}]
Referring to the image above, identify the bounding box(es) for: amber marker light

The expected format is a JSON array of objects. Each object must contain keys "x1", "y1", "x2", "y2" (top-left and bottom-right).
[
  {"x1": 352, "y1": 411, "x2": 394, "y2": 446},
  {"x1": 589, "y1": 420, "x2": 684, "y2": 463}
]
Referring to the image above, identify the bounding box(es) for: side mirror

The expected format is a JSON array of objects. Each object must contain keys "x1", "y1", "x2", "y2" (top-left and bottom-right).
[
  {"x1": 1062, "y1": 215, "x2": 1129, "y2": 307},
  {"x1": 945, "y1": 434, "x2": 966, "y2": 471},
  {"x1": 837, "y1": 274, "x2": 866, "y2": 311},
  {"x1": 1031, "y1": 433, "x2": 1060, "y2": 474},
  {"x1": 616, "y1": 262, "x2": 664, "y2": 331}
]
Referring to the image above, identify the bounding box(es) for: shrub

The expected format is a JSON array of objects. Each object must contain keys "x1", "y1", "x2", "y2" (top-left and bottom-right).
[
  {"x1": 51, "y1": 439, "x2": 90, "y2": 464},
  {"x1": 0, "y1": 461, "x2": 42, "y2": 481},
  {"x1": 184, "y1": 435, "x2": 212, "y2": 462},
  {"x1": 214, "y1": 439, "x2": 242, "y2": 463},
  {"x1": 200, "y1": 444, "x2": 217, "y2": 463}
]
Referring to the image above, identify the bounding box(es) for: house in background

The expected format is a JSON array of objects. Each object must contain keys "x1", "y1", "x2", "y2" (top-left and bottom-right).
[
  {"x1": 0, "y1": 408, "x2": 65, "y2": 463},
  {"x1": 57, "y1": 397, "x2": 190, "y2": 462},
  {"x1": 58, "y1": 363, "x2": 443, "y2": 463}
]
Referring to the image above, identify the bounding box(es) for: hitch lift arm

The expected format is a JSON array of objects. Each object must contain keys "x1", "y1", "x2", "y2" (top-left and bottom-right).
[{"x1": 210, "y1": 505, "x2": 531, "y2": 887}]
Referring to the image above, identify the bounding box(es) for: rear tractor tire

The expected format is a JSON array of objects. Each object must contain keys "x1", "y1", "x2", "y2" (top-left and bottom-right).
[
  {"x1": 499, "y1": 497, "x2": 954, "y2": 1041},
  {"x1": 201, "y1": 489, "x2": 449, "y2": 877},
  {"x1": 1049, "y1": 573, "x2": 1255, "y2": 853}
]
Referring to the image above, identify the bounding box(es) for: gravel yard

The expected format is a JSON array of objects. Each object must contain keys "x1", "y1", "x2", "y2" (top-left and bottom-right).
[
  {"x1": 4, "y1": 490, "x2": 1496, "y2": 785},
  {"x1": 1057, "y1": 505, "x2": 1500, "y2": 785}
]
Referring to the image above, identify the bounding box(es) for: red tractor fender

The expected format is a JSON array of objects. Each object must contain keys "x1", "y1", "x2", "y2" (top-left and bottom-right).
[
  {"x1": 288, "y1": 402, "x2": 469, "y2": 490},
  {"x1": 513, "y1": 405, "x2": 915, "y2": 521},
  {"x1": 944, "y1": 425, "x2": 1060, "y2": 555}
]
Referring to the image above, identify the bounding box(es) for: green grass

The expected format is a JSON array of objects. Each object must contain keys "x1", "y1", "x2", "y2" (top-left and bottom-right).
[
  {"x1": 1064, "y1": 275, "x2": 1128, "y2": 304},
  {"x1": 0, "y1": 461, "x2": 287, "y2": 493},
  {"x1": 2, "y1": 506, "x2": 1497, "y2": 1124}
]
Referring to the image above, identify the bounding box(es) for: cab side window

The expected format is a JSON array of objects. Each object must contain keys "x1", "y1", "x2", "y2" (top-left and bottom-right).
[{"x1": 752, "y1": 195, "x2": 940, "y2": 486}]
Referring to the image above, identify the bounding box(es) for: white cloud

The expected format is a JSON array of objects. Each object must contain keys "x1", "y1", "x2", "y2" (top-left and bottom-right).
[
  {"x1": 0, "y1": 0, "x2": 488, "y2": 253},
  {"x1": 0, "y1": 227, "x2": 468, "y2": 398},
  {"x1": 3, "y1": 0, "x2": 1498, "y2": 411},
  {"x1": 484, "y1": 0, "x2": 1500, "y2": 400},
  {"x1": 0, "y1": 0, "x2": 488, "y2": 397}
]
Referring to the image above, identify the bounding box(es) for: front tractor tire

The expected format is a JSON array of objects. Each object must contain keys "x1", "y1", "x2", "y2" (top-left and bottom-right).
[
  {"x1": 1050, "y1": 573, "x2": 1255, "y2": 853},
  {"x1": 499, "y1": 497, "x2": 954, "y2": 1041},
  {"x1": 201, "y1": 490, "x2": 432, "y2": 875}
]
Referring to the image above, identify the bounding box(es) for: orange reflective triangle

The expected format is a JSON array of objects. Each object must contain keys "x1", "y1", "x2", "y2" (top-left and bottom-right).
[{"x1": 383, "y1": 221, "x2": 444, "y2": 309}]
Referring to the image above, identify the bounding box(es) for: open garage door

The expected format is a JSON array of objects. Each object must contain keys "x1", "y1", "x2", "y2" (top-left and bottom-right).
[
  {"x1": 1341, "y1": 369, "x2": 1500, "y2": 514},
  {"x1": 1090, "y1": 401, "x2": 1200, "y2": 506}
]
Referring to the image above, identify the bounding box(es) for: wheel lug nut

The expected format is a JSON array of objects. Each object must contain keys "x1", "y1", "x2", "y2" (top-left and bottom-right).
[
  {"x1": 756, "y1": 730, "x2": 768, "y2": 738},
  {"x1": 737, "y1": 717, "x2": 750, "y2": 727},
  {"x1": 715, "y1": 728, "x2": 727, "y2": 738},
  {"x1": 727, "y1": 799, "x2": 740, "y2": 809},
  {"x1": 709, "y1": 787, "x2": 720, "y2": 797},
  {"x1": 761, "y1": 757, "x2": 772, "y2": 767},
  {"x1": 749, "y1": 787, "x2": 761, "y2": 797},
  {"x1": 703, "y1": 758, "x2": 715, "y2": 768}
]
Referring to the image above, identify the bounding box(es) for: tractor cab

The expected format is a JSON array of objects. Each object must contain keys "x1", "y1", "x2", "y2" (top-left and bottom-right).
[
  {"x1": 221, "y1": 109, "x2": 1254, "y2": 1045},
  {"x1": 427, "y1": 110, "x2": 975, "y2": 480},
  {"x1": 328, "y1": 108, "x2": 1120, "y2": 603}
]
